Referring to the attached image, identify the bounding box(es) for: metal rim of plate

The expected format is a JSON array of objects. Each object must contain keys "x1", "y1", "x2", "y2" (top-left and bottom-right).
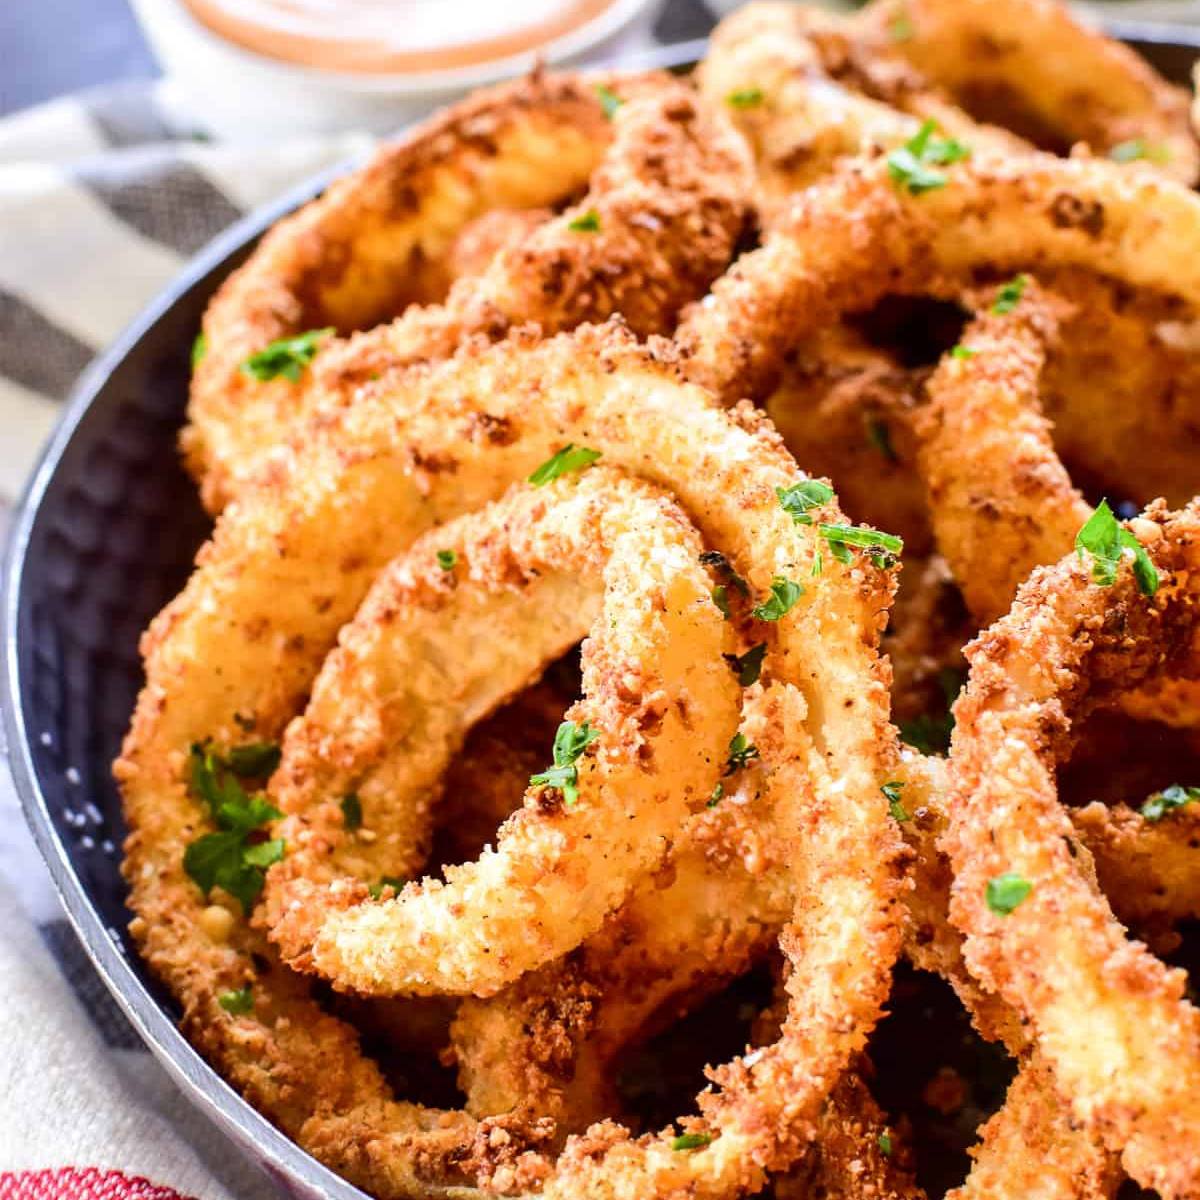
[{"x1": 4, "y1": 22, "x2": 1200, "y2": 1200}]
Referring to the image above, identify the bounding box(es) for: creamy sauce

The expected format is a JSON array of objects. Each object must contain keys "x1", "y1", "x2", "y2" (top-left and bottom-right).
[{"x1": 183, "y1": 0, "x2": 618, "y2": 74}]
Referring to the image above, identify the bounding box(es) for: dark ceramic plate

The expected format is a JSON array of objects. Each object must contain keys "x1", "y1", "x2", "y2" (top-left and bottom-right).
[{"x1": 4, "y1": 27, "x2": 1200, "y2": 1200}]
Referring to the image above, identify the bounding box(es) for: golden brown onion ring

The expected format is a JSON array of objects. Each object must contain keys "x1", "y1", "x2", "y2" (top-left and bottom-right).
[
  {"x1": 188, "y1": 72, "x2": 751, "y2": 511},
  {"x1": 676, "y1": 154, "x2": 1200, "y2": 406},
  {"x1": 119, "y1": 322, "x2": 902, "y2": 1196},
  {"x1": 858, "y1": 0, "x2": 1199, "y2": 183},
  {"x1": 263, "y1": 468, "x2": 741, "y2": 996},
  {"x1": 943, "y1": 502, "x2": 1200, "y2": 1197}
]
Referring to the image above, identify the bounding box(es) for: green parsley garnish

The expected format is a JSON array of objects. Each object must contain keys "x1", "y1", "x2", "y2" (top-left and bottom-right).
[
  {"x1": 726, "y1": 642, "x2": 767, "y2": 686},
  {"x1": 183, "y1": 744, "x2": 285, "y2": 913},
  {"x1": 241, "y1": 327, "x2": 333, "y2": 383},
  {"x1": 726, "y1": 88, "x2": 764, "y2": 109},
  {"x1": 819, "y1": 523, "x2": 903, "y2": 568},
  {"x1": 707, "y1": 782, "x2": 724, "y2": 808},
  {"x1": 671, "y1": 1132, "x2": 713, "y2": 1151},
  {"x1": 887, "y1": 119, "x2": 970, "y2": 195},
  {"x1": 811, "y1": 548, "x2": 823, "y2": 577},
  {"x1": 595, "y1": 83, "x2": 623, "y2": 120},
  {"x1": 882, "y1": 781, "x2": 910, "y2": 823},
  {"x1": 1140, "y1": 784, "x2": 1200, "y2": 823},
  {"x1": 866, "y1": 417, "x2": 897, "y2": 462},
  {"x1": 899, "y1": 666, "x2": 964, "y2": 756},
  {"x1": 368, "y1": 876, "x2": 407, "y2": 900},
  {"x1": 341, "y1": 792, "x2": 363, "y2": 832},
  {"x1": 191, "y1": 331, "x2": 208, "y2": 368},
  {"x1": 985, "y1": 872, "x2": 1032, "y2": 916},
  {"x1": 878, "y1": 1130, "x2": 894, "y2": 1156},
  {"x1": 568, "y1": 208, "x2": 601, "y2": 233},
  {"x1": 724, "y1": 731, "x2": 759, "y2": 776},
  {"x1": 777, "y1": 479, "x2": 835, "y2": 525},
  {"x1": 949, "y1": 344, "x2": 976, "y2": 360},
  {"x1": 1110, "y1": 138, "x2": 1170, "y2": 164},
  {"x1": 991, "y1": 274, "x2": 1028, "y2": 315},
  {"x1": 1074, "y1": 500, "x2": 1159, "y2": 597},
  {"x1": 528, "y1": 443, "x2": 602, "y2": 486},
  {"x1": 712, "y1": 585, "x2": 731, "y2": 619},
  {"x1": 530, "y1": 720, "x2": 599, "y2": 807},
  {"x1": 218, "y1": 987, "x2": 254, "y2": 1015},
  {"x1": 889, "y1": 9, "x2": 913, "y2": 41},
  {"x1": 222, "y1": 741, "x2": 281, "y2": 778},
  {"x1": 752, "y1": 576, "x2": 804, "y2": 622},
  {"x1": 437, "y1": 549, "x2": 457, "y2": 571}
]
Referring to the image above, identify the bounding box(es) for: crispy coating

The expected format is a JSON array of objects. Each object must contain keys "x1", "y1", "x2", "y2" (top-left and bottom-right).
[
  {"x1": 858, "y1": 0, "x2": 1199, "y2": 183},
  {"x1": 264, "y1": 469, "x2": 742, "y2": 996},
  {"x1": 119, "y1": 322, "x2": 902, "y2": 1196},
  {"x1": 189, "y1": 73, "x2": 751, "y2": 511},
  {"x1": 676, "y1": 154, "x2": 1200, "y2": 406},
  {"x1": 699, "y1": 2, "x2": 1024, "y2": 217},
  {"x1": 186, "y1": 70, "x2": 610, "y2": 511},
  {"x1": 943, "y1": 502, "x2": 1200, "y2": 1197}
]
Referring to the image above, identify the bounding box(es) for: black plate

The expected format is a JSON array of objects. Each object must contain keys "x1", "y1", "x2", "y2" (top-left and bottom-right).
[{"x1": 5, "y1": 27, "x2": 1200, "y2": 1200}]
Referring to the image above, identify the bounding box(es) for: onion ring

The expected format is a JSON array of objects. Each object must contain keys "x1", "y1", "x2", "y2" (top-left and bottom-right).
[
  {"x1": 942, "y1": 501, "x2": 1200, "y2": 1196},
  {"x1": 187, "y1": 73, "x2": 751, "y2": 511}
]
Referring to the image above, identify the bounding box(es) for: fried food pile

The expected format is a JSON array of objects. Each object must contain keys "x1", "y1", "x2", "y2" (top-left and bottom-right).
[{"x1": 118, "y1": 2, "x2": 1200, "y2": 1196}]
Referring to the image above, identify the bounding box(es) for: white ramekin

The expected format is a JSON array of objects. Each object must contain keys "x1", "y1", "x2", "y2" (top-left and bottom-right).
[{"x1": 128, "y1": 0, "x2": 665, "y2": 140}]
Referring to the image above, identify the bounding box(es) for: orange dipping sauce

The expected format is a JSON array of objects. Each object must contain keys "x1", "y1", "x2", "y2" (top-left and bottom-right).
[{"x1": 182, "y1": 0, "x2": 619, "y2": 74}]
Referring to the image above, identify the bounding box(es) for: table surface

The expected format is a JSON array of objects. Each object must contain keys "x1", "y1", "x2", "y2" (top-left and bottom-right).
[{"x1": 1, "y1": 0, "x2": 157, "y2": 117}]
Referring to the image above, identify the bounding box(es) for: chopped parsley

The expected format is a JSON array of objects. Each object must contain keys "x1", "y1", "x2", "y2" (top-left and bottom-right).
[
  {"x1": 712, "y1": 585, "x2": 731, "y2": 619},
  {"x1": 1140, "y1": 784, "x2": 1200, "y2": 823},
  {"x1": 889, "y1": 8, "x2": 913, "y2": 41},
  {"x1": 949, "y1": 344, "x2": 976, "y2": 360},
  {"x1": 530, "y1": 720, "x2": 599, "y2": 807},
  {"x1": 882, "y1": 781, "x2": 910, "y2": 823},
  {"x1": 568, "y1": 208, "x2": 601, "y2": 233},
  {"x1": 241, "y1": 327, "x2": 334, "y2": 382},
  {"x1": 191, "y1": 331, "x2": 208, "y2": 368},
  {"x1": 878, "y1": 1130, "x2": 894, "y2": 1156},
  {"x1": 183, "y1": 744, "x2": 285, "y2": 913},
  {"x1": 726, "y1": 88, "x2": 764, "y2": 109},
  {"x1": 866, "y1": 416, "x2": 898, "y2": 462},
  {"x1": 777, "y1": 479, "x2": 835, "y2": 525},
  {"x1": 528, "y1": 443, "x2": 602, "y2": 486},
  {"x1": 991, "y1": 274, "x2": 1028, "y2": 315},
  {"x1": 436, "y1": 549, "x2": 457, "y2": 571},
  {"x1": 1075, "y1": 500, "x2": 1159, "y2": 597},
  {"x1": 819, "y1": 523, "x2": 903, "y2": 568},
  {"x1": 368, "y1": 876, "x2": 407, "y2": 899},
  {"x1": 899, "y1": 666, "x2": 964, "y2": 756},
  {"x1": 887, "y1": 119, "x2": 970, "y2": 194},
  {"x1": 724, "y1": 731, "x2": 759, "y2": 776},
  {"x1": 726, "y1": 642, "x2": 767, "y2": 686},
  {"x1": 707, "y1": 782, "x2": 725, "y2": 808},
  {"x1": 985, "y1": 872, "x2": 1032, "y2": 916},
  {"x1": 341, "y1": 792, "x2": 363, "y2": 832},
  {"x1": 222, "y1": 741, "x2": 281, "y2": 778},
  {"x1": 595, "y1": 83, "x2": 623, "y2": 119},
  {"x1": 671, "y1": 1132, "x2": 713, "y2": 1151},
  {"x1": 218, "y1": 987, "x2": 254, "y2": 1015},
  {"x1": 752, "y1": 576, "x2": 804, "y2": 622},
  {"x1": 1110, "y1": 138, "x2": 1170, "y2": 164}
]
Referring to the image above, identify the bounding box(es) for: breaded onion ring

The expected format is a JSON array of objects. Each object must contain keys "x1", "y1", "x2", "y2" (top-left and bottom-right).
[
  {"x1": 120, "y1": 322, "x2": 903, "y2": 1196},
  {"x1": 943, "y1": 502, "x2": 1200, "y2": 1197},
  {"x1": 698, "y1": 1, "x2": 1022, "y2": 213},
  {"x1": 188, "y1": 73, "x2": 750, "y2": 511},
  {"x1": 676, "y1": 154, "x2": 1200, "y2": 406},
  {"x1": 264, "y1": 468, "x2": 741, "y2": 996},
  {"x1": 858, "y1": 0, "x2": 1199, "y2": 183}
]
